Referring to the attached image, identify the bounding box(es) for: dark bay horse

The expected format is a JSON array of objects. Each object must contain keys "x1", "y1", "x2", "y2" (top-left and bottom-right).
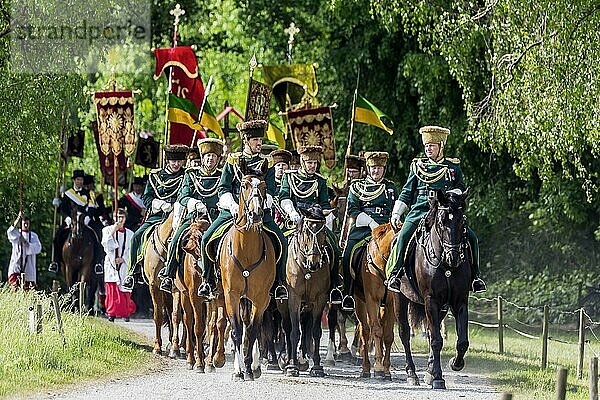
[
  {"x1": 396, "y1": 189, "x2": 471, "y2": 389},
  {"x1": 61, "y1": 200, "x2": 96, "y2": 313},
  {"x1": 278, "y1": 206, "x2": 332, "y2": 378},
  {"x1": 219, "y1": 160, "x2": 276, "y2": 381}
]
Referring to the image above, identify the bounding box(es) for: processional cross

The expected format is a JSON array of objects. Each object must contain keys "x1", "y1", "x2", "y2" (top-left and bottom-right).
[
  {"x1": 284, "y1": 22, "x2": 300, "y2": 64},
  {"x1": 170, "y1": 4, "x2": 185, "y2": 46}
]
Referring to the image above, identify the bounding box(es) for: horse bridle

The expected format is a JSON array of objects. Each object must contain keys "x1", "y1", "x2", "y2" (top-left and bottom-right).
[
  {"x1": 294, "y1": 217, "x2": 329, "y2": 273},
  {"x1": 420, "y1": 205, "x2": 468, "y2": 268},
  {"x1": 234, "y1": 177, "x2": 266, "y2": 231}
]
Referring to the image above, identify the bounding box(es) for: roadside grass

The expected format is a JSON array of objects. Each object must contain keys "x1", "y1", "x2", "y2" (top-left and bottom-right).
[
  {"x1": 0, "y1": 286, "x2": 159, "y2": 398},
  {"x1": 390, "y1": 318, "x2": 598, "y2": 399}
]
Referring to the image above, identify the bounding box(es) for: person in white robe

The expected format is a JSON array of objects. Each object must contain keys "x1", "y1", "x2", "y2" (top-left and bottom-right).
[{"x1": 7, "y1": 213, "x2": 41, "y2": 290}]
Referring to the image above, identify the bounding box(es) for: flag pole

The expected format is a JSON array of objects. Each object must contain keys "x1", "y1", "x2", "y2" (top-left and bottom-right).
[
  {"x1": 163, "y1": 4, "x2": 185, "y2": 151},
  {"x1": 191, "y1": 75, "x2": 213, "y2": 147},
  {"x1": 346, "y1": 65, "x2": 360, "y2": 157},
  {"x1": 244, "y1": 54, "x2": 257, "y2": 120}
]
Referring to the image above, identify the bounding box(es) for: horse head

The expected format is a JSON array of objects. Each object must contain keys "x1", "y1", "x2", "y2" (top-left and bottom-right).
[
  {"x1": 297, "y1": 205, "x2": 328, "y2": 272},
  {"x1": 238, "y1": 158, "x2": 267, "y2": 230},
  {"x1": 428, "y1": 188, "x2": 469, "y2": 269}
]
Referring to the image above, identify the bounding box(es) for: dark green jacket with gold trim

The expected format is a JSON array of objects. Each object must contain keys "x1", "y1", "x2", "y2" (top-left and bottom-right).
[
  {"x1": 347, "y1": 177, "x2": 398, "y2": 225},
  {"x1": 218, "y1": 152, "x2": 276, "y2": 202},
  {"x1": 177, "y1": 166, "x2": 221, "y2": 222},
  {"x1": 279, "y1": 169, "x2": 330, "y2": 210},
  {"x1": 143, "y1": 167, "x2": 186, "y2": 211},
  {"x1": 400, "y1": 157, "x2": 465, "y2": 225}
]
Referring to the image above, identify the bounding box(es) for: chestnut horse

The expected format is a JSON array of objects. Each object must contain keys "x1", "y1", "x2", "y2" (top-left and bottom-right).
[
  {"x1": 219, "y1": 160, "x2": 276, "y2": 381},
  {"x1": 142, "y1": 212, "x2": 175, "y2": 355},
  {"x1": 396, "y1": 189, "x2": 472, "y2": 389},
  {"x1": 62, "y1": 199, "x2": 96, "y2": 313},
  {"x1": 175, "y1": 218, "x2": 226, "y2": 371},
  {"x1": 279, "y1": 206, "x2": 332, "y2": 378},
  {"x1": 354, "y1": 223, "x2": 398, "y2": 380}
]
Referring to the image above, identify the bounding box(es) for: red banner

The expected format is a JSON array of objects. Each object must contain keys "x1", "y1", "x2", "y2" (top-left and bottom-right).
[{"x1": 154, "y1": 46, "x2": 199, "y2": 80}]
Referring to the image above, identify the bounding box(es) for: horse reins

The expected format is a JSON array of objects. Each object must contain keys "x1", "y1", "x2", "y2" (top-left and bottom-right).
[{"x1": 294, "y1": 218, "x2": 328, "y2": 274}]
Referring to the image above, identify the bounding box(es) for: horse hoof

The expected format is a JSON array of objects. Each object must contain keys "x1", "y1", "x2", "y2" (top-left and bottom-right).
[
  {"x1": 324, "y1": 359, "x2": 335, "y2": 367},
  {"x1": 207, "y1": 365, "x2": 216, "y2": 373},
  {"x1": 310, "y1": 366, "x2": 325, "y2": 378},
  {"x1": 373, "y1": 371, "x2": 385, "y2": 379},
  {"x1": 359, "y1": 371, "x2": 371, "y2": 379},
  {"x1": 214, "y1": 358, "x2": 226, "y2": 368},
  {"x1": 423, "y1": 371, "x2": 433, "y2": 385},
  {"x1": 337, "y1": 351, "x2": 352, "y2": 362},
  {"x1": 168, "y1": 349, "x2": 178, "y2": 359},
  {"x1": 449, "y1": 357, "x2": 465, "y2": 371},
  {"x1": 285, "y1": 366, "x2": 299, "y2": 377},
  {"x1": 253, "y1": 367, "x2": 262, "y2": 379},
  {"x1": 194, "y1": 365, "x2": 205, "y2": 373},
  {"x1": 407, "y1": 375, "x2": 420, "y2": 386},
  {"x1": 432, "y1": 379, "x2": 446, "y2": 390},
  {"x1": 152, "y1": 348, "x2": 162, "y2": 356},
  {"x1": 298, "y1": 361, "x2": 309, "y2": 372},
  {"x1": 244, "y1": 371, "x2": 254, "y2": 381},
  {"x1": 266, "y1": 362, "x2": 281, "y2": 371},
  {"x1": 278, "y1": 354, "x2": 288, "y2": 371},
  {"x1": 232, "y1": 372, "x2": 244, "y2": 382},
  {"x1": 178, "y1": 352, "x2": 187, "y2": 360}
]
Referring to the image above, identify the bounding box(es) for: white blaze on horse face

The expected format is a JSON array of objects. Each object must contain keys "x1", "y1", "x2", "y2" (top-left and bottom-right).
[{"x1": 250, "y1": 178, "x2": 262, "y2": 212}]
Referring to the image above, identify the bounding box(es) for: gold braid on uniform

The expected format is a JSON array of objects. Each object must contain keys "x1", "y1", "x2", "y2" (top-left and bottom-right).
[
  {"x1": 149, "y1": 173, "x2": 185, "y2": 200},
  {"x1": 190, "y1": 170, "x2": 220, "y2": 198},
  {"x1": 349, "y1": 180, "x2": 386, "y2": 202},
  {"x1": 412, "y1": 159, "x2": 448, "y2": 184},
  {"x1": 288, "y1": 174, "x2": 319, "y2": 199}
]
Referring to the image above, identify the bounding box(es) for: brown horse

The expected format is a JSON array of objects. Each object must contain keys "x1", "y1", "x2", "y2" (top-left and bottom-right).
[
  {"x1": 143, "y1": 212, "x2": 175, "y2": 355},
  {"x1": 354, "y1": 223, "x2": 397, "y2": 380},
  {"x1": 175, "y1": 218, "x2": 226, "y2": 371},
  {"x1": 62, "y1": 200, "x2": 96, "y2": 313},
  {"x1": 219, "y1": 160, "x2": 276, "y2": 381},
  {"x1": 279, "y1": 206, "x2": 332, "y2": 378}
]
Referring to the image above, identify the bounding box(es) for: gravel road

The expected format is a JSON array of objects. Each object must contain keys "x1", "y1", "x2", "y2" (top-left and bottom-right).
[{"x1": 32, "y1": 318, "x2": 499, "y2": 400}]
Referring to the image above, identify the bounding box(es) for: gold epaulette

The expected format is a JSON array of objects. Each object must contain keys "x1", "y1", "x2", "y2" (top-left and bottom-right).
[
  {"x1": 446, "y1": 157, "x2": 460, "y2": 164},
  {"x1": 150, "y1": 168, "x2": 161, "y2": 173},
  {"x1": 226, "y1": 152, "x2": 241, "y2": 165}
]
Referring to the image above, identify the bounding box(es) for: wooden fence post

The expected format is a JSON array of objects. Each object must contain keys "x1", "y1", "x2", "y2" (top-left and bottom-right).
[
  {"x1": 591, "y1": 357, "x2": 598, "y2": 400},
  {"x1": 556, "y1": 366, "x2": 567, "y2": 400},
  {"x1": 28, "y1": 303, "x2": 42, "y2": 334},
  {"x1": 542, "y1": 304, "x2": 549, "y2": 369},
  {"x1": 497, "y1": 295, "x2": 504, "y2": 354},
  {"x1": 578, "y1": 308, "x2": 585, "y2": 379}
]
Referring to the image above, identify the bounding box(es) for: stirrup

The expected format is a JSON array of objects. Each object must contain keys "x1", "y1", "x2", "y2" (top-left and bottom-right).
[
  {"x1": 48, "y1": 262, "x2": 59, "y2": 273},
  {"x1": 329, "y1": 288, "x2": 343, "y2": 305},
  {"x1": 472, "y1": 278, "x2": 487, "y2": 293},
  {"x1": 274, "y1": 285, "x2": 288, "y2": 301},
  {"x1": 122, "y1": 275, "x2": 135, "y2": 291},
  {"x1": 341, "y1": 295, "x2": 355, "y2": 312},
  {"x1": 159, "y1": 277, "x2": 173, "y2": 293},
  {"x1": 386, "y1": 275, "x2": 402, "y2": 293},
  {"x1": 94, "y1": 263, "x2": 104, "y2": 275},
  {"x1": 158, "y1": 267, "x2": 169, "y2": 279},
  {"x1": 198, "y1": 282, "x2": 214, "y2": 297}
]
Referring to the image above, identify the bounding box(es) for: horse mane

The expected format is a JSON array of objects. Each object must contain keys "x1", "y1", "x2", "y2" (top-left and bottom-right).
[
  {"x1": 372, "y1": 223, "x2": 392, "y2": 241},
  {"x1": 184, "y1": 219, "x2": 210, "y2": 255},
  {"x1": 424, "y1": 198, "x2": 437, "y2": 229}
]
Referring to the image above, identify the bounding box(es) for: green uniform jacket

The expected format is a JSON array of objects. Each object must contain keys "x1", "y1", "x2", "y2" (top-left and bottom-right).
[
  {"x1": 143, "y1": 167, "x2": 186, "y2": 220},
  {"x1": 400, "y1": 157, "x2": 465, "y2": 225},
  {"x1": 279, "y1": 170, "x2": 330, "y2": 210},
  {"x1": 177, "y1": 166, "x2": 221, "y2": 222},
  {"x1": 218, "y1": 152, "x2": 277, "y2": 201}
]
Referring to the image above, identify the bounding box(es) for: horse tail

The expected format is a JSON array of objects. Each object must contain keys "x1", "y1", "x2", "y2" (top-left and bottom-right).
[{"x1": 408, "y1": 302, "x2": 426, "y2": 331}]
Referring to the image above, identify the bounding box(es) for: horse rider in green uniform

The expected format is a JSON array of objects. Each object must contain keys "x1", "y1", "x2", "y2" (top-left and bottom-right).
[
  {"x1": 341, "y1": 152, "x2": 398, "y2": 311},
  {"x1": 271, "y1": 149, "x2": 293, "y2": 229},
  {"x1": 279, "y1": 145, "x2": 344, "y2": 306},
  {"x1": 158, "y1": 138, "x2": 224, "y2": 293},
  {"x1": 197, "y1": 120, "x2": 289, "y2": 300},
  {"x1": 122, "y1": 144, "x2": 189, "y2": 291},
  {"x1": 385, "y1": 126, "x2": 486, "y2": 293}
]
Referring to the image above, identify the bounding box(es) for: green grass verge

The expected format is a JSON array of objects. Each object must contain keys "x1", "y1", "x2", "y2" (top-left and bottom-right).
[
  {"x1": 0, "y1": 286, "x2": 158, "y2": 398},
  {"x1": 394, "y1": 318, "x2": 597, "y2": 399}
]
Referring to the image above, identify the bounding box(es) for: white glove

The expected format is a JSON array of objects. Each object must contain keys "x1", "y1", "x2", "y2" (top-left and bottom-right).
[
  {"x1": 151, "y1": 198, "x2": 166, "y2": 213},
  {"x1": 160, "y1": 202, "x2": 173, "y2": 213},
  {"x1": 356, "y1": 212, "x2": 378, "y2": 231},
  {"x1": 188, "y1": 198, "x2": 208, "y2": 214},
  {"x1": 390, "y1": 200, "x2": 408, "y2": 229},
  {"x1": 64, "y1": 216, "x2": 72, "y2": 226},
  {"x1": 83, "y1": 216, "x2": 91, "y2": 226},
  {"x1": 265, "y1": 194, "x2": 274, "y2": 209},
  {"x1": 325, "y1": 212, "x2": 336, "y2": 231},
  {"x1": 219, "y1": 192, "x2": 238, "y2": 217},
  {"x1": 173, "y1": 202, "x2": 183, "y2": 230},
  {"x1": 52, "y1": 198, "x2": 60, "y2": 207},
  {"x1": 281, "y1": 199, "x2": 301, "y2": 224}
]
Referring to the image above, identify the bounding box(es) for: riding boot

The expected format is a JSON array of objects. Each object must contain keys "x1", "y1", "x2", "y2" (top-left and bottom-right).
[
  {"x1": 198, "y1": 259, "x2": 216, "y2": 297},
  {"x1": 159, "y1": 277, "x2": 173, "y2": 293},
  {"x1": 329, "y1": 262, "x2": 343, "y2": 305},
  {"x1": 467, "y1": 228, "x2": 486, "y2": 293},
  {"x1": 122, "y1": 275, "x2": 135, "y2": 291}
]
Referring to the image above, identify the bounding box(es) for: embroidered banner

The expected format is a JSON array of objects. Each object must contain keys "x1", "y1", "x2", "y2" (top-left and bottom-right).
[
  {"x1": 94, "y1": 90, "x2": 136, "y2": 159},
  {"x1": 92, "y1": 121, "x2": 127, "y2": 177},
  {"x1": 245, "y1": 78, "x2": 272, "y2": 121},
  {"x1": 288, "y1": 107, "x2": 336, "y2": 169}
]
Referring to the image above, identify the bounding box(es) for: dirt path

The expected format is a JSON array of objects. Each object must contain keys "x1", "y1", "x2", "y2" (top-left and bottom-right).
[{"x1": 35, "y1": 318, "x2": 499, "y2": 400}]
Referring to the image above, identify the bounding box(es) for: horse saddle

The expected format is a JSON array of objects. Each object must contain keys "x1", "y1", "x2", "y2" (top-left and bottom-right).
[{"x1": 350, "y1": 242, "x2": 369, "y2": 280}]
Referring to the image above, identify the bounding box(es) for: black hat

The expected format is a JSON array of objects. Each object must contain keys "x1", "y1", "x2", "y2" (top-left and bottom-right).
[
  {"x1": 345, "y1": 155, "x2": 364, "y2": 171},
  {"x1": 164, "y1": 144, "x2": 190, "y2": 160},
  {"x1": 72, "y1": 169, "x2": 85, "y2": 180},
  {"x1": 132, "y1": 176, "x2": 145, "y2": 186},
  {"x1": 83, "y1": 174, "x2": 95, "y2": 185},
  {"x1": 271, "y1": 149, "x2": 292, "y2": 165},
  {"x1": 237, "y1": 120, "x2": 267, "y2": 139}
]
